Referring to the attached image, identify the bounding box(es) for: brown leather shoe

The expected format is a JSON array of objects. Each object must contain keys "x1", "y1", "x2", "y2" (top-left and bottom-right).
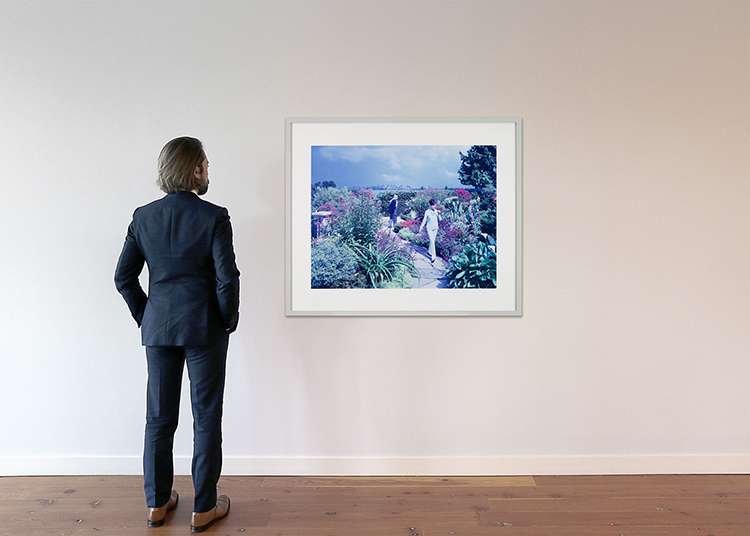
[
  {"x1": 147, "y1": 490, "x2": 179, "y2": 527},
  {"x1": 190, "y1": 494, "x2": 230, "y2": 533}
]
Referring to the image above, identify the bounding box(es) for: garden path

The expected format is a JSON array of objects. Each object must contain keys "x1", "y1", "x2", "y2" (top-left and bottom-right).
[
  {"x1": 405, "y1": 240, "x2": 449, "y2": 289},
  {"x1": 383, "y1": 217, "x2": 449, "y2": 289}
]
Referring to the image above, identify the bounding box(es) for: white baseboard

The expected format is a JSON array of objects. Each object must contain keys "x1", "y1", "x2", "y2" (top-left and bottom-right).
[{"x1": 1, "y1": 455, "x2": 748, "y2": 477}]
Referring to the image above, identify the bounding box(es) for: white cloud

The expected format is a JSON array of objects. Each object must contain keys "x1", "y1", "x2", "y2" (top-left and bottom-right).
[{"x1": 319, "y1": 146, "x2": 402, "y2": 170}]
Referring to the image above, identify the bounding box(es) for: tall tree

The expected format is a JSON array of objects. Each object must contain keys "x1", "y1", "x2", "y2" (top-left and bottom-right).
[{"x1": 457, "y1": 146, "x2": 496, "y2": 189}]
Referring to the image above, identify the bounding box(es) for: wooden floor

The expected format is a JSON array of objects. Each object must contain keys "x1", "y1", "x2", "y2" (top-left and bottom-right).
[{"x1": 1, "y1": 474, "x2": 748, "y2": 535}]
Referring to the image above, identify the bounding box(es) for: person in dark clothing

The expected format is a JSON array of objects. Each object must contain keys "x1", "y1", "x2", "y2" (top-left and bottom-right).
[
  {"x1": 115, "y1": 137, "x2": 239, "y2": 532},
  {"x1": 388, "y1": 194, "x2": 399, "y2": 229}
]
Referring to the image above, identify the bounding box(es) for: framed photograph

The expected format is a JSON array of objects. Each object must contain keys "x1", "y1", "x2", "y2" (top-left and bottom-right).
[{"x1": 286, "y1": 118, "x2": 522, "y2": 316}]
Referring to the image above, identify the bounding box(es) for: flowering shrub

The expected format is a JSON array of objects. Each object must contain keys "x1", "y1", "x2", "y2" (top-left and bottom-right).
[
  {"x1": 400, "y1": 217, "x2": 474, "y2": 262},
  {"x1": 434, "y1": 219, "x2": 473, "y2": 260},
  {"x1": 328, "y1": 189, "x2": 381, "y2": 247},
  {"x1": 312, "y1": 186, "x2": 351, "y2": 213},
  {"x1": 406, "y1": 219, "x2": 421, "y2": 232},
  {"x1": 316, "y1": 201, "x2": 340, "y2": 217},
  {"x1": 376, "y1": 228, "x2": 404, "y2": 252}
]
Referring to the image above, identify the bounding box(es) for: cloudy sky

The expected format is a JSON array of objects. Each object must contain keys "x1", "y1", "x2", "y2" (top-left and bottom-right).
[{"x1": 311, "y1": 145, "x2": 472, "y2": 189}]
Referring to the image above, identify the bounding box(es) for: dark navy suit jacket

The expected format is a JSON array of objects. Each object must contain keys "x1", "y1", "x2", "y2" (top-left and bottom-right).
[{"x1": 115, "y1": 191, "x2": 240, "y2": 346}]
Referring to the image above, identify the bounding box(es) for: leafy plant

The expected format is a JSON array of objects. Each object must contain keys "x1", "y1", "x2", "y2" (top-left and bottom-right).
[
  {"x1": 443, "y1": 197, "x2": 465, "y2": 224},
  {"x1": 445, "y1": 240, "x2": 497, "y2": 288},
  {"x1": 442, "y1": 197, "x2": 481, "y2": 237},
  {"x1": 378, "y1": 266, "x2": 414, "y2": 289},
  {"x1": 346, "y1": 240, "x2": 420, "y2": 288}
]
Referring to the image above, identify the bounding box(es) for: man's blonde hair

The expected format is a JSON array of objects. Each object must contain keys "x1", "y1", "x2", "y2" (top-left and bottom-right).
[{"x1": 156, "y1": 137, "x2": 206, "y2": 194}]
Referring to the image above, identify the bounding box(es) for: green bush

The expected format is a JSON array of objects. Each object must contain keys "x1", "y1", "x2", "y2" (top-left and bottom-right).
[
  {"x1": 311, "y1": 240, "x2": 359, "y2": 288},
  {"x1": 445, "y1": 241, "x2": 497, "y2": 288},
  {"x1": 398, "y1": 228, "x2": 415, "y2": 242}
]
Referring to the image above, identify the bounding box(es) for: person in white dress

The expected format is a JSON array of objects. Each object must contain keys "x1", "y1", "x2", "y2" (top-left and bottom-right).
[{"x1": 419, "y1": 198, "x2": 441, "y2": 263}]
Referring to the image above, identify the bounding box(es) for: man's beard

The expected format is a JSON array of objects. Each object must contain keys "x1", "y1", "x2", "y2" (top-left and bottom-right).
[{"x1": 196, "y1": 180, "x2": 209, "y2": 195}]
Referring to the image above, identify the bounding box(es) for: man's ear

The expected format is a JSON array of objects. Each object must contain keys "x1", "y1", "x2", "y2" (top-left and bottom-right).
[{"x1": 194, "y1": 165, "x2": 202, "y2": 179}]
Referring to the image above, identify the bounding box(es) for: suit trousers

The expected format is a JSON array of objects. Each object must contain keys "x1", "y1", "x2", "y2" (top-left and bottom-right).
[{"x1": 144, "y1": 335, "x2": 228, "y2": 513}]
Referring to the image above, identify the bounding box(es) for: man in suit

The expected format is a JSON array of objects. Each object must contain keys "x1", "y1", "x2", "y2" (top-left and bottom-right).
[
  {"x1": 388, "y1": 194, "x2": 398, "y2": 230},
  {"x1": 115, "y1": 137, "x2": 240, "y2": 532}
]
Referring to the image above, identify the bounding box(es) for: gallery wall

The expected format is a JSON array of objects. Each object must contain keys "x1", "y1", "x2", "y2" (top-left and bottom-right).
[{"x1": 0, "y1": 0, "x2": 747, "y2": 475}]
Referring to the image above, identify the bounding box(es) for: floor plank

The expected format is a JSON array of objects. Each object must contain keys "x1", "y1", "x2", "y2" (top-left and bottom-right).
[
  {"x1": 488, "y1": 496, "x2": 748, "y2": 512},
  {"x1": 485, "y1": 483, "x2": 750, "y2": 499},
  {"x1": 259, "y1": 475, "x2": 536, "y2": 488}
]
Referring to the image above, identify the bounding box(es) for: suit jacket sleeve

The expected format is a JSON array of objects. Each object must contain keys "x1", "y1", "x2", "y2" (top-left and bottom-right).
[
  {"x1": 114, "y1": 217, "x2": 148, "y2": 326},
  {"x1": 213, "y1": 208, "x2": 240, "y2": 333}
]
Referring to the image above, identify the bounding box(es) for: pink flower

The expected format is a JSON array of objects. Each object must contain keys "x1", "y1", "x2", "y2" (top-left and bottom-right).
[{"x1": 456, "y1": 188, "x2": 471, "y2": 201}]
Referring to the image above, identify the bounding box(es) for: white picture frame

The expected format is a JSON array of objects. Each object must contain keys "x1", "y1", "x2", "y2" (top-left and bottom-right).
[{"x1": 286, "y1": 118, "x2": 522, "y2": 316}]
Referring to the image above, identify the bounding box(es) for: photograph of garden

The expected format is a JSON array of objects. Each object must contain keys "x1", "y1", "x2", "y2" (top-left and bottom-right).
[{"x1": 310, "y1": 145, "x2": 498, "y2": 290}]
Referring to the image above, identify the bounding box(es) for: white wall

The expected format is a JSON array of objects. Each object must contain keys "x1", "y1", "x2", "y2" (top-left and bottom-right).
[{"x1": 0, "y1": 0, "x2": 748, "y2": 476}]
